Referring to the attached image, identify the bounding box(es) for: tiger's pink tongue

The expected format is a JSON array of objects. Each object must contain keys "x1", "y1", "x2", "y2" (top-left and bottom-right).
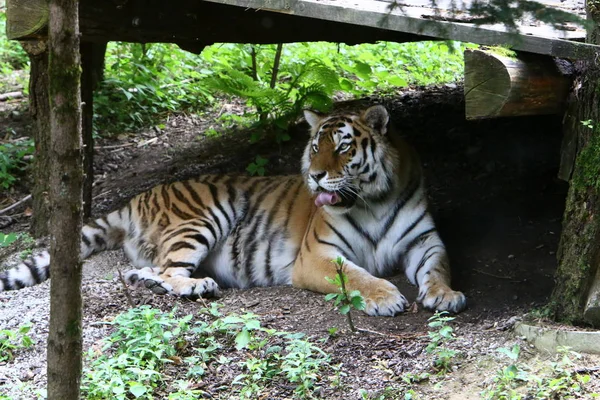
[{"x1": 315, "y1": 192, "x2": 340, "y2": 207}]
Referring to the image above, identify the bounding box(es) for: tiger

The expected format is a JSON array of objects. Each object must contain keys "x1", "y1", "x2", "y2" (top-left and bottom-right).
[{"x1": 0, "y1": 105, "x2": 466, "y2": 316}]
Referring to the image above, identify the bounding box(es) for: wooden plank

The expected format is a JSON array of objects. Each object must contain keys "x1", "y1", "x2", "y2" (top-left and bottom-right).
[{"x1": 202, "y1": 0, "x2": 598, "y2": 59}]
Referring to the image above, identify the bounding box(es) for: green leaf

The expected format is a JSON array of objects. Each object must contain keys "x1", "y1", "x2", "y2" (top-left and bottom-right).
[
  {"x1": 324, "y1": 293, "x2": 338, "y2": 302},
  {"x1": 129, "y1": 382, "x2": 147, "y2": 398},
  {"x1": 235, "y1": 329, "x2": 251, "y2": 350},
  {"x1": 350, "y1": 295, "x2": 366, "y2": 311},
  {"x1": 388, "y1": 75, "x2": 408, "y2": 86},
  {"x1": 339, "y1": 304, "x2": 350, "y2": 315}
]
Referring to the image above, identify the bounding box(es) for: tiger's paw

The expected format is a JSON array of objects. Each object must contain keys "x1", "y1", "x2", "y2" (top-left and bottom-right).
[
  {"x1": 419, "y1": 283, "x2": 466, "y2": 313},
  {"x1": 363, "y1": 279, "x2": 409, "y2": 317},
  {"x1": 124, "y1": 267, "x2": 174, "y2": 295},
  {"x1": 169, "y1": 276, "x2": 221, "y2": 299}
]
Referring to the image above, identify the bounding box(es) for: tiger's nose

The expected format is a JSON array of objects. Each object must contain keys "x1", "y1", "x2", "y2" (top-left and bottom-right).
[{"x1": 310, "y1": 171, "x2": 327, "y2": 182}]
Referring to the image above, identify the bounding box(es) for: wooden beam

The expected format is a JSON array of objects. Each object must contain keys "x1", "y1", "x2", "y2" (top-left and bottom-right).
[
  {"x1": 464, "y1": 49, "x2": 572, "y2": 120},
  {"x1": 202, "y1": 0, "x2": 599, "y2": 59}
]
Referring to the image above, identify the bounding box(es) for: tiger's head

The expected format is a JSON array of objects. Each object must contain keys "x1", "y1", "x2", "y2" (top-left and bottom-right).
[{"x1": 302, "y1": 105, "x2": 398, "y2": 212}]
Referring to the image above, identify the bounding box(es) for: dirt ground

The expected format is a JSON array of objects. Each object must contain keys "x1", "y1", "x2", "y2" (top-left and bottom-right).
[{"x1": 1, "y1": 85, "x2": 599, "y2": 399}]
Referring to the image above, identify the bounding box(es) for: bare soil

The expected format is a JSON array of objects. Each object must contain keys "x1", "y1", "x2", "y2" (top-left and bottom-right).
[{"x1": 1, "y1": 85, "x2": 599, "y2": 399}]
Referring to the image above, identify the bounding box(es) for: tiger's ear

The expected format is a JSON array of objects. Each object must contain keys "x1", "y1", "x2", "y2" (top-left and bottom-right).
[
  {"x1": 303, "y1": 109, "x2": 323, "y2": 130},
  {"x1": 362, "y1": 105, "x2": 389, "y2": 135}
]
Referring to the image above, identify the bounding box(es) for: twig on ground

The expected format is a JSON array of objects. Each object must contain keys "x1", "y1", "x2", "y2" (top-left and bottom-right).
[
  {"x1": 95, "y1": 142, "x2": 135, "y2": 150},
  {"x1": 474, "y1": 268, "x2": 523, "y2": 282},
  {"x1": 117, "y1": 270, "x2": 136, "y2": 308},
  {"x1": 0, "y1": 194, "x2": 32, "y2": 215}
]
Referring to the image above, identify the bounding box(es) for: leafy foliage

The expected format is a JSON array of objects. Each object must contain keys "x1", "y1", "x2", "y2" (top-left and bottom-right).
[
  {"x1": 0, "y1": 11, "x2": 28, "y2": 71},
  {"x1": 82, "y1": 304, "x2": 339, "y2": 399},
  {"x1": 0, "y1": 138, "x2": 34, "y2": 189},
  {"x1": 0, "y1": 324, "x2": 33, "y2": 362},
  {"x1": 93, "y1": 41, "x2": 471, "y2": 137},
  {"x1": 81, "y1": 306, "x2": 192, "y2": 399},
  {"x1": 482, "y1": 346, "x2": 596, "y2": 400}
]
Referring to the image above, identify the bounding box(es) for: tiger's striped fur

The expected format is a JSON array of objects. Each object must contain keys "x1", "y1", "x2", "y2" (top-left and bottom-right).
[{"x1": 0, "y1": 105, "x2": 466, "y2": 316}]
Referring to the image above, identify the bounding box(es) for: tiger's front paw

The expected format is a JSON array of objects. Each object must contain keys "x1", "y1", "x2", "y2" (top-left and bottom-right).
[
  {"x1": 363, "y1": 279, "x2": 409, "y2": 317},
  {"x1": 171, "y1": 277, "x2": 221, "y2": 299},
  {"x1": 419, "y1": 283, "x2": 466, "y2": 313},
  {"x1": 124, "y1": 267, "x2": 174, "y2": 295}
]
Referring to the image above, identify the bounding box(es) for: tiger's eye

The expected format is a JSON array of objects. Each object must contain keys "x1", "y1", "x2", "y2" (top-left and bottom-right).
[{"x1": 312, "y1": 144, "x2": 319, "y2": 152}]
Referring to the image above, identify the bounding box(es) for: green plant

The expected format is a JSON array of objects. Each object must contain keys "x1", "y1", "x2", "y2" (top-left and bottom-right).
[
  {"x1": 0, "y1": 138, "x2": 35, "y2": 189},
  {"x1": 324, "y1": 256, "x2": 366, "y2": 332},
  {"x1": 81, "y1": 306, "x2": 192, "y2": 400},
  {"x1": 0, "y1": 11, "x2": 29, "y2": 71},
  {"x1": 425, "y1": 311, "x2": 458, "y2": 373},
  {"x1": 246, "y1": 155, "x2": 269, "y2": 176},
  {"x1": 0, "y1": 232, "x2": 19, "y2": 247},
  {"x1": 482, "y1": 345, "x2": 595, "y2": 400},
  {"x1": 0, "y1": 324, "x2": 33, "y2": 362}
]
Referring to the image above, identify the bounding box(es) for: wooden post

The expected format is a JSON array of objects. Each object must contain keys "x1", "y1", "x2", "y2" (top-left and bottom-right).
[
  {"x1": 464, "y1": 49, "x2": 572, "y2": 120},
  {"x1": 46, "y1": 0, "x2": 84, "y2": 398},
  {"x1": 80, "y1": 42, "x2": 103, "y2": 219},
  {"x1": 22, "y1": 40, "x2": 51, "y2": 237}
]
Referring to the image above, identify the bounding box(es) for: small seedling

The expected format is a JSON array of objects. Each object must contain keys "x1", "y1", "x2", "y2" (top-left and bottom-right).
[
  {"x1": 426, "y1": 311, "x2": 457, "y2": 373},
  {"x1": 324, "y1": 256, "x2": 366, "y2": 332},
  {"x1": 0, "y1": 232, "x2": 18, "y2": 247}
]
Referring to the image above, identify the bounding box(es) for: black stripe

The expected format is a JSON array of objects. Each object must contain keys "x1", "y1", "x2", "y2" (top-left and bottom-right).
[
  {"x1": 361, "y1": 138, "x2": 368, "y2": 161},
  {"x1": 207, "y1": 183, "x2": 233, "y2": 228},
  {"x1": 171, "y1": 203, "x2": 195, "y2": 220},
  {"x1": 344, "y1": 214, "x2": 376, "y2": 247},
  {"x1": 398, "y1": 210, "x2": 427, "y2": 243},
  {"x1": 370, "y1": 136, "x2": 377, "y2": 154},
  {"x1": 164, "y1": 227, "x2": 201, "y2": 242},
  {"x1": 185, "y1": 233, "x2": 210, "y2": 248},
  {"x1": 168, "y1": 241, "x2": 196, "y2": 252},
  {"x1": 403, "y1": 228, "x2": 437, "y2": 254},
  {"x1": 282, "y1": 181, "x2": 304, "y2": 229},
  {"x1": 172, "y1": 185, "x2": 204, "y2": 215},
  {"x1": 13, "y1": 279, "x2": 26, "y2": 290},
  {"x1": 265, "y1": 179, "x2": 295, "y2": 229},
  {"x1": 24, "y1": 260, "x2": 42, "y2": 284},
  {"x1": 161, "y1": 185, "x2": 171, "y2": 208},
  {"x1": 94, "y1": 234, "x2": 106, "y2": 248},
  {"x1": 413, "y1": 247, "x2": 441, "y2": 282},
  {"x1": 82, "y1": 234, "x2": 91, "y2": 247},
  {"x1": 324, "y1": 221, "x2": 356, "y2": 260},
  {"x1": 166, "y1": 261, "x2": 196, "y2": 270},
  {"x1": 87, "y1": 220, "x2": 107, "y2": 233},
  {"x1": 313, "y1": 229, "x2": 350, "y2": 260},
  {"x1": 0, "y1": 273, "x2": 10, "y2": 290},
  {"x1": 182, "y1": 180, "x2": 207, "y2": 209},
  {"x1": 243, "y1": 213, "x2": 265, "y2": 284},
  {"x1": 265, "y1": 239, "x2": 273, "y2": 284}
]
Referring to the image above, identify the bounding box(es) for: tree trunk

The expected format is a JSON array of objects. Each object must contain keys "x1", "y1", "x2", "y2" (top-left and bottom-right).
[
  {"x1": 46, "y1": 0, "x2": 83, "y2": 398},
  {"x1": 80, "y1": 42, "x2": 106, "y2": 218},
  {"x1": 550, "y1": 4, "x2": 600, "y2": 326},
  {"x1": 22, "y1": 40, "x2": 51, "y2": 237}
]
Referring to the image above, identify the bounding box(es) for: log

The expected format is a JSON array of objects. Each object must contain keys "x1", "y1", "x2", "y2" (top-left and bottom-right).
[
  {"x1": 6, "y1": 0, "x2": 48, "y2": 39},
  {"x1": 464, "y1": 49, "x2": 572, "y2": 120}
]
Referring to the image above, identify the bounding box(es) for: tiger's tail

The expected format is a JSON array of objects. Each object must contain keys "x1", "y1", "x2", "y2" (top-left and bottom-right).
[{"x1": 0, "y1": 206, "x2": 130, "y2": 293}]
